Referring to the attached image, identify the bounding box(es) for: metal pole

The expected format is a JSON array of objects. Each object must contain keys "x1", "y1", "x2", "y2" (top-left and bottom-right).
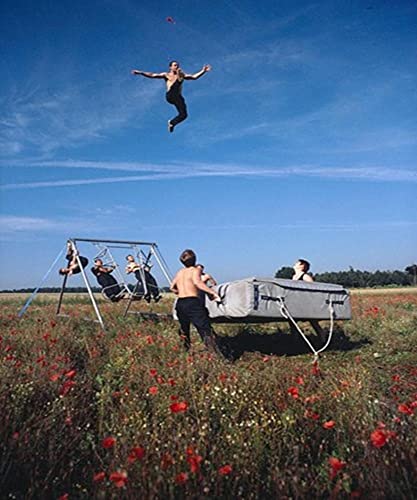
[
  {"x1": 72, "y1": 237, "x2": 157, "y2": 246},
  {"x1": 18, "y1": 245, "x2": 67, "y2": 318},
  {"x1": 56, "y1": 274, "x2": 68, "y2": 315},
  {"x1": 152, "y1": 245, "x2": 173, "y2": 283},
  {"x1": 72, "y1": 242, "x2": 106, "y2": 331}
]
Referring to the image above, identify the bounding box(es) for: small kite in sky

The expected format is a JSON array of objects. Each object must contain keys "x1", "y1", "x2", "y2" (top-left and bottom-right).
[{"x1": 166, "y1": 16, "x2": 176, "y2": 24}]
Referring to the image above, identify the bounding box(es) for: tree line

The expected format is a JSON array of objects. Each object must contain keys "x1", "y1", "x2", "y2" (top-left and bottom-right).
[{"x1": 275, "y1": 264, "x2": 417, "y2": 288}]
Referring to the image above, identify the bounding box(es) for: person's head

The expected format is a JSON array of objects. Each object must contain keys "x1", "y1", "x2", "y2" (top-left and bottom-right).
[
  {"x1": 169, "y1": 61, "x2": 179, "y2": 71},
  {"x1": 126, "y1": 254, "x2": 135, "y2": 262},
  {"x1": 59, "y1": 267, "x2": 69, "y2": 275},
  {"x1": 95, "y1": 259, "x2": 103, "y2": 266},
  {"x1": 180, "y1": 249, "x2": 196, "y2": 268},
  {"x1": 294, "y1": 259, "x2": 310, "y2": 273}
]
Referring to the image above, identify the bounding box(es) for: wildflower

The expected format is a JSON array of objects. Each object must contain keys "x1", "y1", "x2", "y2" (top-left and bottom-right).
[
  {"x1": 64, "y1": 369, "x2": 76, "y2": 379},
  {"x1": 161, "y1": 452, "x2": 174, "y2": 469},
  {"x1": 49, "y1": 373, "x2": 60, "y2": 382},
  {"x1": 127, "y1": 446, "x2": 145, "y2": 463},
  {"x1": 149, "y1": 386, "x2": 158, "y2": 395},
  {"x1": 329, "y1": 457, "x2": 346, "y2": 479},
  {"x1": 60, "y1": 380, "x2": 76, "y2": 396},
  {"x1": 312, "y1": 361, "x2": 321, "y2": 376},
  {"x1": 323, "y1": 420, "x2": 336, "y2": 429},
  {"x1": 304, "y1": 410, "x2": 320, "y2": 420},
  {"x1": 398, "y1": 403, "x2": 414, "y2": 415},
  {"x1": 187, "y1": 452, "x2": 203, "y2": 474},
  {"x1": 102, "y1": 436, "x2": 116, "y2": 449},
  {"x1": 370, "y1": 429, "x2": 396, "y2": 448},
  {"x1": 109, "y1": 471, "x2": 127, "y2": 488},
  {"x1": 170, "y1": 401, "x2": 188, "y2": 413},
  {"x1": 219, "y1": 464, "x2": 232, "y2": 476},
  {"x1": 93, "y1": 472, "x2": 106, "y2": 482},
  {"x1": 58, "y1": 495, "x2": 69, "y2": 500},
  {"x1": 146, "y1": 336, "x2": 154, "y2": 344},
  {"x1": 287, "y1": 386, "x2": 299, "y2": 399},
  {"x1": 175, "y1": 472, "x2": 188, "y2": 484},
  {"x1": 295, "y1": 376, "x2": 304, "y2": 385}
]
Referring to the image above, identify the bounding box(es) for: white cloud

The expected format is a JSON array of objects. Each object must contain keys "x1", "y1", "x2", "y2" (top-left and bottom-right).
[{"x1": 1, "y1": 159, "x2": 416, "y2": 190}]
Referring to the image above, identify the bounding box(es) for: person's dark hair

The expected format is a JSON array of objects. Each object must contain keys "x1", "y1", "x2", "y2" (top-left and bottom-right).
[
  {"x1": 95, "y1": 259, "x2": 103, "y2": 265},
  {"x1": 126, "y1": 254, "x2": 133, "y2": 260},
  {"x1": 298, "y1": 259, "x2": 310, "y2": 272},
  {"x1": 59, "y1": 268, "x2": 67, "y2": 275},
  {"x1": 180, "y1": 249, "x2": 196, "y2": 267},
  {"x1": 169, "y1": 60, "x2": 179, "y2": 68}
]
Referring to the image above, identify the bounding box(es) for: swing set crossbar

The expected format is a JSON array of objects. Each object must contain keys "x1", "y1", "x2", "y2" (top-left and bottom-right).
[{"x1": 71, "y1": 238, "x2": 158, "y2": 247}]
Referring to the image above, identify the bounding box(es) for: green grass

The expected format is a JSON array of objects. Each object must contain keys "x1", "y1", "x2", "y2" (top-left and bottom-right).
[{"x1": 1, "y1": 293, "x2": 416, "y2": 498}]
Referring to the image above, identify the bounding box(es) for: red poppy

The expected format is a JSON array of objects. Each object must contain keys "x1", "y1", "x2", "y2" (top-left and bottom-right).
[
  {"x1": 49, "y1": 373, "x2": 60, "y2": 382},
  {"x1": 161, "y1": 452, "x2": 174, "y2": 469},
  {"x1": 127, "y1": 446, "x2": 145, "y2": 463},
  {"x1": 58, "y1": 495, "x2": 69, "y2": 500},
  {"x1": 170, "y1": 401, "x2": 188, "y2": 413},
  {"x1": 328, "y1": 457, "x2": 346, "y2": 479},
  {"x1": 323, "y1": 420, "x2": 336, "y2": 429},
  {"x1": 398, "y1": 403, "x2": 414, "y2": 415},
  {"x1": 304, "y1": 410, "x2": 320, "y2": 420},
  {"x1": 187, "y1": 454, "x2": 203, "y2": 473},
  {"x1": 149, "y1": 368, "x2": 158, "y2": 377},
  {"x1": 370, "y1": 429, "x2": 396, "y2": 448},
  {"x1": 60, "y1": 380, "x2": 76, "y2": 396},
  {"x1": 170, "y1": 395, "x2": 179, "y2": 401},
  {"x1": 109, "y1": 471, "x2": 127, "y2": 488},
  {"x1": 93, "y1": 471, "x2": 106, "y2": 482},
  {"x1": 295, "y1": 376, "x2": 304, "y2": 385},
  {"x1": 219, "y1": 464, "x2": 232, "y2": 476},
  {"x1": 287, "y1": 386, "x2": 299, "y2": 399},
  {"x1": 175, "y1": 472, "x2": 188, "y2": 484},
  {"x1": 149, "y1": 386, "x2": 158, "y2": 395},
  {"x1": 102, "y1": 436, "x2": 116, "y2": 449},
  {"x1": 312, "y1": 361, "x2": 321, "y2": 376},
  {"x1": 64, "y1": 369, "x2": 76, "y2": 379}
]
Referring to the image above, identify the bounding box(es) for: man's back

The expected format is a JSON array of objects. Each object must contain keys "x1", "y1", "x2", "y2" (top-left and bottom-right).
[{"x1": 174, "y1": 267, "x2": 199, "y2": 298}]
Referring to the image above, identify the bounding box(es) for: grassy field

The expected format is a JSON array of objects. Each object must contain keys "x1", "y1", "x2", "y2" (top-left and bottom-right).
[{"x1": 1, "y1": 290, "x2": 416, "y2": 498}]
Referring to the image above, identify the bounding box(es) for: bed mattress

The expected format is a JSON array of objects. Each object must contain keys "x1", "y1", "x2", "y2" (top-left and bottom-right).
[{"x1": 205, "y1": 277, "x2": 351, "y2": 323}]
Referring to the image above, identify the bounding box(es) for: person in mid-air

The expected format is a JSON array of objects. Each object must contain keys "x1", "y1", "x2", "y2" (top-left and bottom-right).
[{"x1": 131, "y1": 61, "x2": 211, "y2": 132}]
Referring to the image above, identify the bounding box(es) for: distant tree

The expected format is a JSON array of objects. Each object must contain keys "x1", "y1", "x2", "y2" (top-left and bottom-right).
[
  {"x1": 275, "y1": 266, "x2": 294, "y2": 279},
  {"x1": 405, "y1": 264, "x2": 417, "y2": 286}
]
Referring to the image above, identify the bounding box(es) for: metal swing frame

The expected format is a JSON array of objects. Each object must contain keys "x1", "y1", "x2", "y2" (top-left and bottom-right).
[{"x1": 18, "y1": 238, "x2": 173, "y2": 330}]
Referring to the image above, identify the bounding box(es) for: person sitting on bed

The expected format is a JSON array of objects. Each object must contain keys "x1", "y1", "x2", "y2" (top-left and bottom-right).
[
  {"x1": 292, "y1": 259, "x2": 314, "y2": 282},
  {"x1": 91, "y1": 259, "x2": 123, "y2": 301}
]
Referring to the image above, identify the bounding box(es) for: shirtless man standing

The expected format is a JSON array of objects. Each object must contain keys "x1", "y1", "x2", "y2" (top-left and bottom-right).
[
  {"x1": 131, "y1": 61, "x2": 211, "y2": 132},
  {"x1": 170, "y1": 249, "x2": 220, "y2": 352}
]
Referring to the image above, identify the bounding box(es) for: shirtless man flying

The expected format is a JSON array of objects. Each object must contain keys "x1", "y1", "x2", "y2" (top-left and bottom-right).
[
  {"x1": 170, "y1": 249, "x2": 220, "y2": 352},
  {"x1": 131, "y1": 61, "x2": 211, "y2": 132}
]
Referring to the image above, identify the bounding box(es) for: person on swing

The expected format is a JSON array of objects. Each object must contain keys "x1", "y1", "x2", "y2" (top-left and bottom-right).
[{"x1": 131, "y1": 61, "x2": 211, "y2": 132}]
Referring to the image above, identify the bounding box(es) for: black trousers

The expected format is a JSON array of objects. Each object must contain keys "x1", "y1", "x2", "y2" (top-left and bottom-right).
[
  {"x1": 175, "y1": 297, "x2": 213, "y2": 350},
  {"x1": 166, "y1": 91, "x2": 188, "y2": 126}
]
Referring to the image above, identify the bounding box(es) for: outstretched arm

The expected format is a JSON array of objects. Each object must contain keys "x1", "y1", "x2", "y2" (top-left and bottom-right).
[
  {"x1": 183, "y1": 64, "x2": 211, "y2": 80},
  {"x1": 131, "y1": 70, "x2": 167, "y2": 79},
  {"x1": 192, "y1": 268, "x2": 220, "y2": 299}
]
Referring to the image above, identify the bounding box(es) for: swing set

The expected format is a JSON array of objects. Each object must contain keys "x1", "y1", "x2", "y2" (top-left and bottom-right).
[{"x1": 18, "y1": 238, "x2": 173, "y2": 330}]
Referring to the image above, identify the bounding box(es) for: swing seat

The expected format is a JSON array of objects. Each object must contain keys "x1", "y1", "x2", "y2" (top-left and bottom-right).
[{"x1": 101, "y1": 283, "x2": 126, "y2": 302}]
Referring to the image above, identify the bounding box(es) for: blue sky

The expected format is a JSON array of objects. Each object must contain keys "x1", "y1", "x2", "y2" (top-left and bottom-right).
[{"x1": 1, "y1": 0, "x2": 416, "y2": 289}]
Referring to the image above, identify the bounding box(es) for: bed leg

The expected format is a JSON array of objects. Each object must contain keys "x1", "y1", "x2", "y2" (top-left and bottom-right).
[{"x1": 309, "y1": 320, "x2": 327, "y2": 343}]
